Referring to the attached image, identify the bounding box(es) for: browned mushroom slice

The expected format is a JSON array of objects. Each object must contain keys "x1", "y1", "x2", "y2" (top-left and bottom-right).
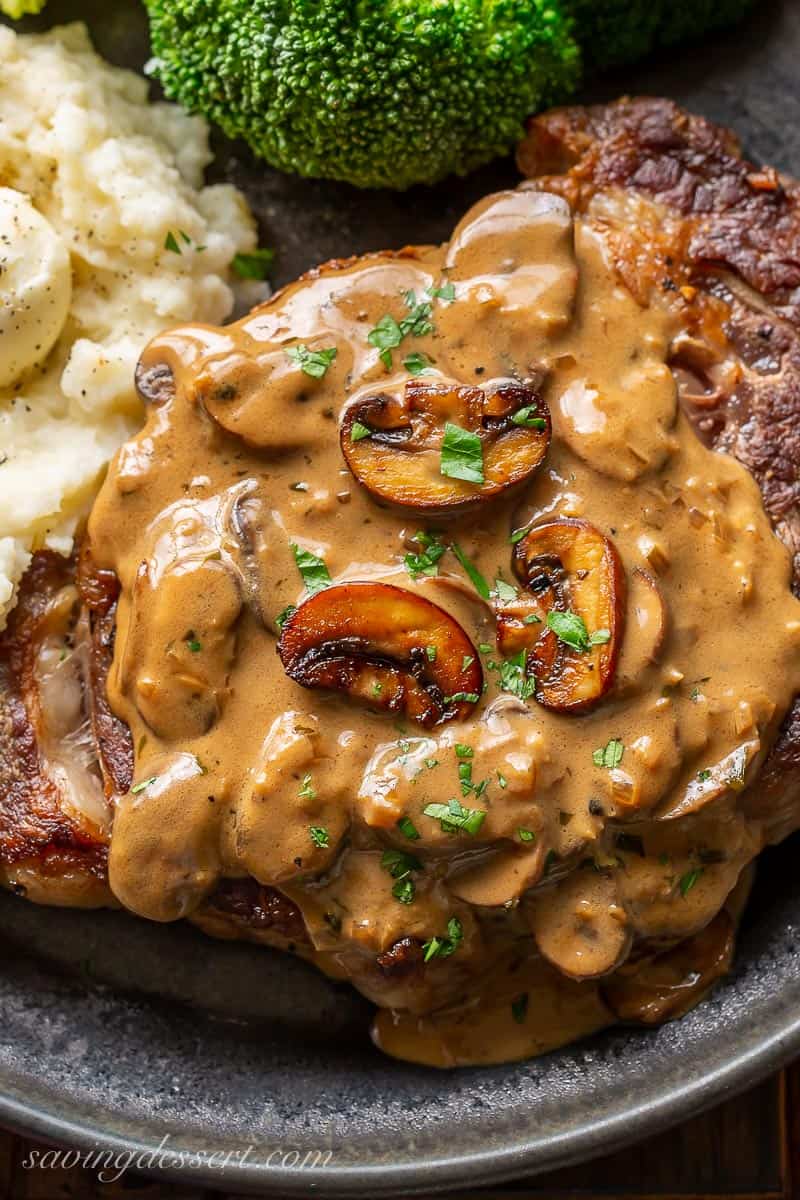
[
  {"x1": 527, "y1": 869, "x2": 632, "y2": 980},
  {"x1": 601, "y1": 909, "x2": 734, "y2": 1024},
  {"x1": 340, "y1": 377, "x2": 550, "y2": 515},
  {"x1": 278, "y1": 582, "x2": 482, "y2": 727},
  {"x1": 497, "y1": 518, "x2": 625, "y2": 712}
]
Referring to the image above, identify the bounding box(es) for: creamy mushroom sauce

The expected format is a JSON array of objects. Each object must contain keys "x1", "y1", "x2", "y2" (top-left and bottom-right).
[{"x1": 86, "y1": 189, "x2": 800, "y2": 1067}]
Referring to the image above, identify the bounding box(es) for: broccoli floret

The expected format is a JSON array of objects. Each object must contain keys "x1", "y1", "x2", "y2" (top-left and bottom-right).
[
  {"x1": 566, "y1": 0, "x2": 756, "y2": 70},
  {"x1": 0, "y1": 0, "x2": 47, "y2": 16},
  {"x1": 143, "y1": 0, "x2": 580, "y2": 191}
]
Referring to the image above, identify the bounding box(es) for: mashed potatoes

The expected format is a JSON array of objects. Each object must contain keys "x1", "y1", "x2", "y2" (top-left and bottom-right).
[{"x1": 0, "y1": 22, "x2": 265, "y2": 624}]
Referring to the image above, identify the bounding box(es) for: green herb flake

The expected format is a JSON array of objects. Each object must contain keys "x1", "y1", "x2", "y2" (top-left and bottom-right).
[
  {"x1": 299, "y1": 774, "x2": 317, "y2": 801},
  {"x1": 350, "y1": 421, "x2": 372, "y2": 442},
  {"x1": 164, "y1": 231, "x2": 182, "y2": 254},
  {"x1": 511, "y1": 406, "x2": 547, "y2": 430},
  {"x1": 493, "y1": 578, "x2": 517, "y2": 603},
  {"x1": 424, "y1": 757, "x2": 439, "y2": 770},
  {"x1": 286, "y1": 343, "x2": 338, "y2": 379},
  {"x1": 497, "y1": 771, "x2": 508, "y2": 789},
  {"x1": 422, "y1": 916, "x2": 463, "y2": 962},
  {"x1": 429, "y1": 281, "x2": 456, "y2": 303},
  {"x1": 404, "y1": 530, "x2": 447, "y2": 580},
  {"x1": 231, "y1": 248, "x2": 274, "y2": 280},
  {"x1": 440, "y1": 423, "x2": 485, "y2": 486},
  {"x1": 396, "y1": 816, "x2": 421, "y2": 841},
  {"x1": 185, "y1": 634, "x2": 202, "y2": 653},
  {"x1": 309, "y1": 825, "x2": 329, "y2": 848},
  {"x1": 423, "y1": 797, "x2": 486, "y2": 836},
  {"x1": 131, "y1": 776, "x2": 158, "y2": 795},
  {"x1": 511, "y1": 992, "x2": 529, "y2": 1024},
  {"x1": 462, "y1": 654, "x2": 474, "y2": 669},
  {"x1": 392, "y1": 877, "x2": 416, "y2": 904},
  {"x1": 381, "y1": 848, "x2": 423, "y2": 878},
  {"x1": 455, "y1": 743, "x2": 473, "y2": 759},
  {"x1": 500, "y1": 649, "x2": 536, "y2": 702},
  {"x1": 445, "y1": 691, "x2": 480, "y2": 704},
  {"x1": 547, "y1": 609, "x2": 610, "y2": 652},
  {"x1": 291, "y1": 543, "x2": 332, "y2": 595},
  {"x1": 367, "y1": 313, "x2": 403, "y2": 368},
  {"x1": 478, "y1": 642, "x2": 493, "y2": 654},
  {"x1": 523, "y1": 613, "x2": 542, "y2": 625},
  {"x1": 593, "y1": 739, "x2": 625, "y2": 769},
  {"x1": 697, "y1": 768, "x2": 712, "y2": 782},
  {"x1": 449, "y1": 542, "x2": 490, "y2": 599},
  {"x1": 517, "y1": 828, "x2": 536, "y2": 843},
  {"x1": 510, "y1": 525, "x2": 531, "y2": 544},
  {"x1": 679, "y1": 868, "x2": 703, "y2": 897},
  {"x1": 425, "y1": 644, "x2": 437, "y2": 662},
  {"x1": 403, "y1": 351, "x2": 431, "y2": 376}
]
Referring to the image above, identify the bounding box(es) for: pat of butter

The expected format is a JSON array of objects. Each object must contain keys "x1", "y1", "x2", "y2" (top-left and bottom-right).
[{"x1": 0, "y1": 187, "x2": 71, "y2": 388}]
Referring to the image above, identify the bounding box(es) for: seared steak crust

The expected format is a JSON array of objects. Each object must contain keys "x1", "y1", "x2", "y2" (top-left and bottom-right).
[
  {"x1": 518, "y1": 97, "x2": 800, "y2": 842},
  {"x1": 0, "y1": 553, "x2": 109, "y2": 892}
]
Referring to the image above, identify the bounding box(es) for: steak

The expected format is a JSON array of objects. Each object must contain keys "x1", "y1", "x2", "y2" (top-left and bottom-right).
[
  {"x1": 1, "y1": 99, "x2": 799, "y2": 1052},
  {"x1": 519, "y1": 97, "x2": 800, "y2": 843}
]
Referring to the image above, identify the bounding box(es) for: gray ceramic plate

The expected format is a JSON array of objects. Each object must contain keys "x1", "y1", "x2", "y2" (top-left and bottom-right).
[{"x1": 2, "y1": 1, "x2": 800, "y2": 1195}]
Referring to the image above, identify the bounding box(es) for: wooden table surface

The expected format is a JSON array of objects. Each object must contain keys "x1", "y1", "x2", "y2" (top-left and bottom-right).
[{"x1": 2, "y1": 1063, "x2": 796, "y2": 1199}]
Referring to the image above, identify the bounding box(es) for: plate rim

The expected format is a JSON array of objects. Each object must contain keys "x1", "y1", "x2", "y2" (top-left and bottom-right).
[{"x1": 2, "y1": 1000, "x2": 799, "y2": 1196}]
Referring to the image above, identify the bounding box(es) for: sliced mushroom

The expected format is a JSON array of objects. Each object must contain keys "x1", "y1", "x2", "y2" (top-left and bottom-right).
[
  {"x1": 497, "y1": 518, "x2": 625, "y2": 712},
  {"x1": 278, "y1": 581, "x2": 482, "y2": 727},
  {"x1": 601, "y1": 909, "x2": 734, "y2": 1024},
  {"x1": 527, "y1": 869, "x2": 632, "y2": 980},
  {"x1": 340, "y1": 377, "x2": 550, "y2": 515}
]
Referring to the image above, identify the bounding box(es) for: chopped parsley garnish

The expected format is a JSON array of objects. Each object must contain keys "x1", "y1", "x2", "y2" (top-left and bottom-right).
[
  {"x1": 371, "y1": 681, "x2": 383, "y2": 697},
  {"x1": 511, "y1": 992, "x2": 529, "y2": 1024},
  {"x1": 445, "y1": 691, "x2": 481, "y2": 704},
  {"x1": 309, "y1": 825, "x2": 329, "y2": 848},
  {"x1": 426, "y1": 644, "x2": 437, "y2": 662},
  {"x1": 455, "y1": 743, "x2": 473, "y2": 759},
  {"x1": 493, "y1": 578, "x2": 517, "y2": 603},
  {"x1": 164, "y1": 230, "x2": 192, "y2": 254},
  {"x1": 440, "y1": 423, "x2": 485, "y2": 486},
  {"x1": 291, "y1": 543, "x2": 332, "y2": 595},
  {"x1": 497, "y1": 771, "x2": 508, "y2": 789},
  {"x1": 392, "y1": 878, "x2": 416, "y2": 905},
  {"x1": 547, "y1": 609, "x2": 610, "y2": 653},
  {"x1": 403, "y1": 351, "x2": 431, "y2": 376},
  {"x1": 396, "y1": 816, "x2": 420, "y2": 841},
  {"x1": 450, "y1": 542, "x2": 490, "y2": 599},
  {"x1": 511, "y1": 406, "x2": 547, "y2": 430},
  {"x1": 697, "y1": 768, "x2": 712, "y2": 782},
  {"x1": 231, "y1": 248, "x2": 274, "y2": 280},
  {"x1": 368, "y1": 314, "x2": 403, "y2": 368},
  {"x1": 131, "y1": 776, "x2": 158, "y2": 795},
  {"x1": 679, "y1": 868, "x2": 703, "y2": 896},
  {"x1": 185, "y1": 633, "x2": 202, "y2": 653},
  {"x1": 523, "y1": 613, "x2": 542, "y2": 625},
  {"x1": 428, "y1": 281, "x2": 456, "y2": 303},
  {"x1": 499, "y1": 649, "x2": 536, "y2": 701},
  {"x1": 299, "y1": 774, "x2": 317, "y2": 801},
  {"x1": 285, "y1": 344, "x2": 338, "y2": 379},
  {"x1": 382, "y1": 848, "x2": 422, "y2": 902},
  {"x1": 275, "y1": 604, "x2": 296, "y2": 631},
  {"x1": 424, "y1": 797, "x2": 486, "y2": 836},
  {"x1": 510, "y1": 525, "x2": 530, "y2": 544},
  {"x1": 593, "y1": 738, "x2": 625, "y2": 769},
  {"x1": 479, "y1": 642, "x2": 493, "y2": 654},
  {"x1": 424, "y1": 758, "x2": 439, "y2": 770},
  {"x1": 368, "y1": 295, "x2": 433, "y2": 369},
  {"x1": 381, "y1": 848, "x2": 423, "y2": 878},
  {"x1": 350, "y1": 421, "x2": 372, "y2": 442},
  {"x1": 517, "y1": 828, "x2": 536, "y2": 843},
  {"x1": 422, "y1": 916, "x2": 463, "y2": 962},
  {"x1": 404, "y1": 530, "x2": 447, "y2": 580}
]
